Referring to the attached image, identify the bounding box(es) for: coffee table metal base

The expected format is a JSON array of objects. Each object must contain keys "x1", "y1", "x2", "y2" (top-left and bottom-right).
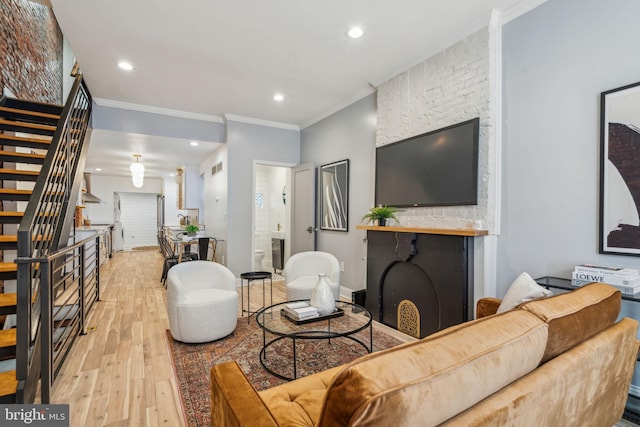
[
  {"x1": 259, "y1": 332, "x2": 372, "y2": 381},
  {"x1": 257, "y1": 304, "x2": 373, "y2": 381}
]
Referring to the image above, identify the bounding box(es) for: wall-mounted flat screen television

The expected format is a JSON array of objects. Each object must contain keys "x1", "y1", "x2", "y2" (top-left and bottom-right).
[{"x1": 375, "y1": 118, "x2": 479, "y2": 208}]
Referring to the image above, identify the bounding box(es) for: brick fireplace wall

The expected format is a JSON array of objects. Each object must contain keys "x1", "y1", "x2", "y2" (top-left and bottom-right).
[
  {"x1": 376, "y1": 26, "x2": 497, "y2": 232},
  {"x1": 0, "y1": 0, "x2": 63, "y2": 104}
]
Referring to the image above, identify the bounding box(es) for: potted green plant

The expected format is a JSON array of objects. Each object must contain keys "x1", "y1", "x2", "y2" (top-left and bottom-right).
[
  {"x1": 185, "y1": 224, "x2": 199, "y2": 236},
  {"x1": 361, "y1": 205, "x2": 401, "y2": 227}
]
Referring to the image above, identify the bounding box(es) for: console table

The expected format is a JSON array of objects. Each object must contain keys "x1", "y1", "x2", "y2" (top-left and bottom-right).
[{"x1": 357, "y1": 225, "x2": 487, "y2": 338}]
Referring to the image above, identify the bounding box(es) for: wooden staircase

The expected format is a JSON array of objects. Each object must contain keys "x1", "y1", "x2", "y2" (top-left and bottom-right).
[{"x1": 0, "y1": 96, "x2": 63, "y2": 402}]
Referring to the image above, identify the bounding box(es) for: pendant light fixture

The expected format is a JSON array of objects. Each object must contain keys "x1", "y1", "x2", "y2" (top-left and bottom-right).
[{"x1": 130, "y1": 154, "x2": 144, "y2": 188}]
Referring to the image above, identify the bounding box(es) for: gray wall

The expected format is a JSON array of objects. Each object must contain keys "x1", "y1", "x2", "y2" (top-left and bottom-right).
[
  {"x1": 226, "y1": 120, "x2": 300, "y2": 275},
  {"x1": 300, "y1": 94, "x2": 377, "y2": 291},
  {"x1": 499, "y1": 0, "x2": 640, "y2": 293},
  {"x1": 92, "y1": 104, "x2": 225, "y2": 142}
]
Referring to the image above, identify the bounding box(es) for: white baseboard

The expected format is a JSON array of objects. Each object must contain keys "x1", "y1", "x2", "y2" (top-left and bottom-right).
[{"x1": 339, "y1": 285, "x2": 356, "y2": 301}]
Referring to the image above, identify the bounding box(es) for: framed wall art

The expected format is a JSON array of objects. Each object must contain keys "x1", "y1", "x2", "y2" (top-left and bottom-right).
[
  {"x1": 319, "y1": 159, "x2": 349, "y2": 232},
  {"x1": 599, "y1": 81, "x2": 640, "y2": 255}
]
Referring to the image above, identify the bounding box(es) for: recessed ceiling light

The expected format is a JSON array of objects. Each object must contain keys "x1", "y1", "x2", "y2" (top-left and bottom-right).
[
  {"x1": 95, "y1": 168, "x2": 102, "y2": 172},
  {"x1": 347, "y1": 27, "x2": 364, "y2": 39},
  {"x1": 169, "y1": 173, "x2": 175, "y2": 177},
  {"x1": 273, "y1": 94, "x2": 284, "y2": 102},
  {"x1": 190, "y1": 141, "x2": 199, "y2": 146},
  {"x1": 118, "y1": 61, "x2": 134, "y2": 71}
]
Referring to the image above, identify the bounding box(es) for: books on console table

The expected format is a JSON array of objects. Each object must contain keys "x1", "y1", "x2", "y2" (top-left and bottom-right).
[
  {"x1": 571, "y1": 272, "x2": 640, "y2": 295},
  {"x1": 571, "y1": 271, "x2": 640, "y2": 287},
  {"x1": 572, "y1": 264, "x2": 640, "y2": 295},
  {"x1": 573, "y1": 264, "x2": 639, "y2": 278}
]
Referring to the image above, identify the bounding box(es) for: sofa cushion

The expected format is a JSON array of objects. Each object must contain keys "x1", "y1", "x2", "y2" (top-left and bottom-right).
[
  {"x1": 258, "y1": 366, "x2": 342, "y2": 427},
  {"x1": 497, "y1": 272, "x2": 552, "y2": 313},
  {"x1": 441, "y1": 317, "x2": 639, "y2": 427},
  {"x1": 519, "y1": 282, "x2": 621, "y2": 362},
  {"x1": 318, "y1": 310, "x2": 548, "y2": 427}
]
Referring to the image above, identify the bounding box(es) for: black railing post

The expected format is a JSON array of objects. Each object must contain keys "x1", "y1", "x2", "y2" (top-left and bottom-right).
[
  {"x1": 15, "y1": 258, "x2": 31, "y2": 404},
  {"x1": 40, "y1": 260, "x2": 51, "y2": 404},
  {"x1": 79, "y1": 243, "x2": 86, "y2": 335},
  {"x1": 95, "y1": 235, "x2": 100, "y2": 301}
]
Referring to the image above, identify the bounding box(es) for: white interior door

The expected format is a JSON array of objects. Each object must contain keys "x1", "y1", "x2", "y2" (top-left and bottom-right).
[
  {"x1": 119, "y1": 192, "x2": 158, "y2": 249},
  {"x1": 291, "y1": 163, "x2": 316, "y2": 254}
]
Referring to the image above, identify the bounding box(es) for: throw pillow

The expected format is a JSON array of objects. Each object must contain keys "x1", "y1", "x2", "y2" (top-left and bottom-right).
[{"x1": 497, "y1": 272, "x2": 553, "y2": 313}]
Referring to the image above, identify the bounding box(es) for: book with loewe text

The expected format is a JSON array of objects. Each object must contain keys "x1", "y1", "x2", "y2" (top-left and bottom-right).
[
  {"x1": 573, "y1": 264, "x2": 639, "y2": 278},
  {"x1": 572, "y1": 278, "x2": 640, "y2": 295},
  {"x1": 571, "y1": 271, "x2": 640, "y2": 286}
]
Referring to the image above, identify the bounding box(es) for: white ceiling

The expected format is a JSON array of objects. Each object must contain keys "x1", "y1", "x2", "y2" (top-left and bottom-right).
[{"x1": 49, "y1": 0, "x2": 544, "y2": 179}]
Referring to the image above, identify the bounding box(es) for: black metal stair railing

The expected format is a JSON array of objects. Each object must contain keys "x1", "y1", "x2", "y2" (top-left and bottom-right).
[{"x1": 15, "y1": 73, "x2": 93, "y2": 404}]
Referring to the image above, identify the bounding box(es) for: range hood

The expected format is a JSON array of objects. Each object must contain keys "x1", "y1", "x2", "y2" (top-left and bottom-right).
[{"x1": 82, "y1": 172, "x2": 101, "y2": 204}]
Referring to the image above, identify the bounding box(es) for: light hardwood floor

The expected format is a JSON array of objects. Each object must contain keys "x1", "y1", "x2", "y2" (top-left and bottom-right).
[
  {"x1": 50, "y1": 249, "x2": 290, "y2": 426},
  {"x1": 49, "y1": 249, "x2": 637, "y2": 427},
  {"x1": 51, "y1": 250, "x2": 185, "y2": 426}
]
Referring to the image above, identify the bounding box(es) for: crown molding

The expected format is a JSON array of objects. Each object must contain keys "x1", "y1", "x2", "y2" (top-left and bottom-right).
[
  {"x1": 93, "y1": 98, "x2": 224, "y2": 123},
  {"x1": 223, "y1": 114, "x2": 299, "y2": 131},
  {"x1": 500, "y1": 0, "x2": 548, "y2": 24}
]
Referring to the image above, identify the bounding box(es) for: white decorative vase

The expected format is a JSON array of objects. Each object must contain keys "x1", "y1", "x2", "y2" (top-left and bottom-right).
[{"x1": 310, "y1": 273, "x2": 335, "y2": 315}]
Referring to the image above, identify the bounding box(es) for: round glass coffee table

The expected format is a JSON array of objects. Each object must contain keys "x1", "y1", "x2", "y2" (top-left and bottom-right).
[{"x1": 255, "y1": 300, "x2": 372, "y2": 381}]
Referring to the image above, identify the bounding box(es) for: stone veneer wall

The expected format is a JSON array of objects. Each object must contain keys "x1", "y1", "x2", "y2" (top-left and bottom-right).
[
  {"x1": 0, "y1": 0, "x2": 63, "y2": 104},
  {"x1": 376, "y1": 27, "x2": 495, "y2": 232}
]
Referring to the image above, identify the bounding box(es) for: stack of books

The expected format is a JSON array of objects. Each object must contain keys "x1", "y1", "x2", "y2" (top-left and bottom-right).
[
  {"x1": 572, "y1": 264, "x2": 640, "y2": 295},
  {"x1": 281, "y1": 302, "x2": 319, "y2": 321}
]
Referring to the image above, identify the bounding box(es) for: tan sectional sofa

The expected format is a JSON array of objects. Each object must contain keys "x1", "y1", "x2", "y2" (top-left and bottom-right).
[{"x1": 210, "y1": 283, "x2": 639, "y2": 426}]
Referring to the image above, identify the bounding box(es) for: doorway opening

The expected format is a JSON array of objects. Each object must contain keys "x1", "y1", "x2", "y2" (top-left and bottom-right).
[
  {"x1": 252, "y1": 163, "x2": 292, "y2": 275},
  {"x1": 116, "y1": 192, "x2": 161, "y2": 250}
]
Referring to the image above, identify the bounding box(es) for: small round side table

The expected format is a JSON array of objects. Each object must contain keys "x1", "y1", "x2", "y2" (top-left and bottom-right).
[{"x1": 239, "y1": 271, "x2": 273, "y2": 323}]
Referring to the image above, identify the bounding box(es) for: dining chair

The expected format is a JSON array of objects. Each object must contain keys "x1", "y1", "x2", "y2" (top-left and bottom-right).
[
  {"x1": 175, "y1": 232, "x2": 199, "y2": 262},
  {"x1": 197, "y1": 237, "x2": 217, "y2": 261},
  {"x1": 159, "y1": 236, "x2": 179, "y2": 286}
]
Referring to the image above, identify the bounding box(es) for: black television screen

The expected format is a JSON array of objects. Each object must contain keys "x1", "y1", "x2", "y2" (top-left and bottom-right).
[{"x1": 375, "y1": 118, "x2": 479, "y2": 208}]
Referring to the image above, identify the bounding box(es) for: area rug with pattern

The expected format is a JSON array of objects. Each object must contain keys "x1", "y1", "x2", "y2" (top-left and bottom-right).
[{"x1": 167, "y1": 314, "x2": 407, "y2": 426}]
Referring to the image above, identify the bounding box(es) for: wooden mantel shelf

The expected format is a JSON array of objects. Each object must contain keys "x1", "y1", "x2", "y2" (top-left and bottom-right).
[{"x1": 355, "y1": 225, "x2": 488, "y2": 237}]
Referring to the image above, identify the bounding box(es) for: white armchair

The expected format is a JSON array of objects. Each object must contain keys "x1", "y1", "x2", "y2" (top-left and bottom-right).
[
  {"x1": 166, "y1": 261, "x2": 238, "y2": 343},
  {"x1": 284, "y1": 251, "x2": 341, "y2": 301}
]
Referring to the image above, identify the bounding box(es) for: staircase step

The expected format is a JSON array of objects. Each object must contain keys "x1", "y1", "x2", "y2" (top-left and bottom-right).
[
  {"x1": 0, "y1": 329, "x2": 16, "y2": 358},
  {"x1": 0, "y1": 96, "x2": 63, "y2": 116},
  {"x1": 0, "y1": 235, "x2": 51, "y2": 250},
  {"x1": 0, "y1": 236, "x2": 17, "y2": 250},
  {"x1": 0, "y1": 212, "x2": 23, "y2": 224},
  {"x1": 0, "y1": 106, "x2": 60, "y2": 126},
  {"x1": 0, "y1": 118, "x2": 56, "y2": 137},
  {"x1": 0, "y1": 168, "x2": 40, "y2": 182},
  {"x1": 0, "y1": 263, "x2": 16, "y2": 281},
  {"x1": 0, "y1": 293, "x2": 16, "y2": 316},
  {"x1": 0, "y1": 134, "x2": 51, "y2": 150},
  {"x1": 0, "y1": 370, "x2": 16, "y2": 403},
  {"x1": 0, "y1": 189, "x2": 32, "y2": 201},
  {"x1": 0, "y1": 150, "x2": 46, "y2": 165}
]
